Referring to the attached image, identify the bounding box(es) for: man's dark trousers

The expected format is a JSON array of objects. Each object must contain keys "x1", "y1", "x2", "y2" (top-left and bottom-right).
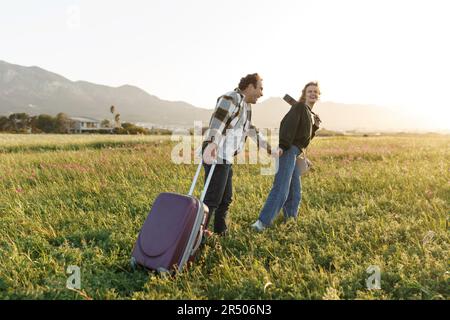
[{"x1": 203, "y1": 162, "x2": 233, "y2": 235}]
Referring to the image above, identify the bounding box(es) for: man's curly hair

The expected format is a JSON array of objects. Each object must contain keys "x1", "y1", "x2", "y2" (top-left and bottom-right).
[{"x1": 238, "y1": 73, "x2": 261, "y2": 91}]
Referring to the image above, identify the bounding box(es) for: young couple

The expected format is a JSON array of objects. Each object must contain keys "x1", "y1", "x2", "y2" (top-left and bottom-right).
[{"x1": 202, "y1": 73, "x2": 321, "y2": 235}]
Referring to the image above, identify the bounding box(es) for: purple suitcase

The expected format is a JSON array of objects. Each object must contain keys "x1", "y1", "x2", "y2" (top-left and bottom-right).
[{"x1": 130, "y1": 160, "x2": 215, "y2": 274}]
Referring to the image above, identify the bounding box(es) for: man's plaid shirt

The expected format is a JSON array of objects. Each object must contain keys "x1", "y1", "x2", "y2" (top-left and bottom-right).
[{"x1": 204, "y1": 88, "x2": 272, "y2": 162}]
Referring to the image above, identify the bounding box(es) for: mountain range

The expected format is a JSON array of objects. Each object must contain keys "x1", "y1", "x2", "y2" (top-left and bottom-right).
[
  {"x1": 0, "y1": 60, "x2": 431, "y2": 132},
  {"x1": 0, "y1": 60, "x2": 210, "y2": 128}
]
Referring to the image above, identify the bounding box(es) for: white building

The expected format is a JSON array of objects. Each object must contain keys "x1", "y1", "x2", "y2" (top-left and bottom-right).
[{"x1": 69, "y1": 117, "x2": 113, "y2": 133}]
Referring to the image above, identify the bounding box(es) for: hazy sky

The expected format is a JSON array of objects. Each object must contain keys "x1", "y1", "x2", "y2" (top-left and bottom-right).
[{"x1": 1, "y1": 0, "x2": 449, "y2": 129}]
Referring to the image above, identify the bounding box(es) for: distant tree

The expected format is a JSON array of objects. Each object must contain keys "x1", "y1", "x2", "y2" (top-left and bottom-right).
[
  {"x1": 55, "y1": 113, "x2": 72, "y2": 133},
  {"x1": 149, "y1": 127, "x2": 172, "y2": 135},
  {"x1": 110, "y1": 105, "x2": 116, "y2": 127},
  {"x1": 8, "y1": 113, "x2": 31, "y2": 132},
  {"x1": 0, "y1": 116, "x2": 10, "y2": 131},
  {"x1": 7, "y1": 114, "x2": 17, "y2": 131},
  {"x1": 29, "y1": 116, "x2": 42, "y2": 133},
  {"x1": 114, "y1": 122, "x2": 149, "y2": 135},
  {"x1": 35, "y1": 114, "x2": 56, "y2": 133},
  {"x1": 109, "y1": 105, "x2": 122, "y2": 129},
  {"x1": 101, "y1": 119, "x2": 112, "y2": 128}
]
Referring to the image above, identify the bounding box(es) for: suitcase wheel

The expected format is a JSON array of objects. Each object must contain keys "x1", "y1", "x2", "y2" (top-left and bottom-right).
[
  {"x1": 130, "y1": 257, "x2": 137, "y2": 270},
  {"x1": 156, "y1": 267, "x2": 175, "y2": 278}
]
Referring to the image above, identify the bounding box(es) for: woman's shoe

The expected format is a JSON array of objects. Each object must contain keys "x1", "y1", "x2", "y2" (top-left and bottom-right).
[{"x1": 251, "y1": 220, "x2": 266, "y2": 232}]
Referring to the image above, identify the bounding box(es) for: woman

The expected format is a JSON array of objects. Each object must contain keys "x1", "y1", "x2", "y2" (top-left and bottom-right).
[{"x1": 251, "y1": 81, "x2": 321, "y2": 231}]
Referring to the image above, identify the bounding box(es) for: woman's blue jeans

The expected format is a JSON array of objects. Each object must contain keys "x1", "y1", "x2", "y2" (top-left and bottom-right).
[{"x1": 258, "y1": 145, "x2": 302, "y2": 227}]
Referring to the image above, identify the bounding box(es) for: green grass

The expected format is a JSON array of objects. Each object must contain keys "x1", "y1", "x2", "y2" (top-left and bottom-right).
[{"x1": 0, "y1": 134, "x2": 449, "y2": 300}]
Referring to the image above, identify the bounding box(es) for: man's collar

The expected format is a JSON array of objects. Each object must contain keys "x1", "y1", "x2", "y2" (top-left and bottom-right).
[
  {"x1": 235, "y1": 88, "x2": 248, "y2": 104},
  {"x1": 235, "y1": 88, "x2": 244, "y2": 97}
]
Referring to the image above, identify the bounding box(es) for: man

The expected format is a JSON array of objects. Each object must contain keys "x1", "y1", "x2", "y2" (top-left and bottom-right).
[{"x1": 202, "y1": 73, "x2": 277, "y2": 236}]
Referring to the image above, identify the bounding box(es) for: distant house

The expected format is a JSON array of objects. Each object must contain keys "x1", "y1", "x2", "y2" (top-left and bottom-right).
[{"x1": 69, "y1": 117, "x2": 113, "y2": 133}]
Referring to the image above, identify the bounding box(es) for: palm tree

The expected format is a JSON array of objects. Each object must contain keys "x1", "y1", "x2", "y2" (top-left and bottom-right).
[
  {"x1": 109, "y1": 105, "x2": 121, "y2": 130},
  {"x1": 114, "y1": 113, "x2": 121, "y2": 128}
]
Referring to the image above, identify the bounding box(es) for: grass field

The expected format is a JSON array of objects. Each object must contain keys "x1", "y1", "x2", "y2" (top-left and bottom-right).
[{"x1": 0, "y1": 133, "x2": 449, "y2": 300}]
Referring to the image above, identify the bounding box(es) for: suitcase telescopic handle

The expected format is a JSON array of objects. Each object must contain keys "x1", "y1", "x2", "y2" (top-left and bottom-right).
[{"x1": 188, "y1": 159, "x2": 216, "y2": 203}]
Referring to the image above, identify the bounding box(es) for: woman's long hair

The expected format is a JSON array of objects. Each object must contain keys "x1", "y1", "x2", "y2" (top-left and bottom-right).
[{"x1": 299, "y1": 81, "x2": 321, "y2": 104}]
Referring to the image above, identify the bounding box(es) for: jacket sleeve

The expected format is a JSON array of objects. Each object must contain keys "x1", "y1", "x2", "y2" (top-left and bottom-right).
[
  {"x1": 279, "y1": 103, "x2": 301, "y2": 151},
  {"x1": 311, "y1": 124, "x2": 320, "y2": 140}
]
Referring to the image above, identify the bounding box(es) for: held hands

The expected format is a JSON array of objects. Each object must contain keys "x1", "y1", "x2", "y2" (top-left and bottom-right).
[
  {"x1": 278, "y1": 148, "x2": 283, "y2": 157},
  {"x1": 271, "y1": 147, "x2": 283, "y2": 158},
  {"x1": 204, "y1": 143, "x2": 283, "y2": 163}
]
